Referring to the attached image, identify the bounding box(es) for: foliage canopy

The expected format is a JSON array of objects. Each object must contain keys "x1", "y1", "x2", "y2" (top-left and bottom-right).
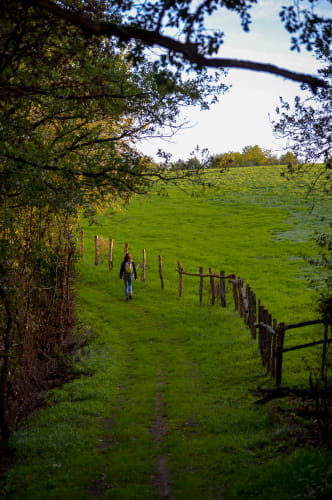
[
  {"x1": 20, "y1": 0, "x2": 331, "y2": 90},
  {"x1": 1, "y1": 0, "x2": 228, "y2": 211}
]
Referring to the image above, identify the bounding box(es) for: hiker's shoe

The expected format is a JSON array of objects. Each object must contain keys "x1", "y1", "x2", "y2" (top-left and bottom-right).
[{"x1": 129, "y1": 295, "x2": 133, "y2": 300}]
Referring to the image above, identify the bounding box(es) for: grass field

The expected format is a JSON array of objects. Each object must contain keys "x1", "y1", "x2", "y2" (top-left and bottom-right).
[{"x1": 2, "y1": 166, "x2": 332, "y2": 499}]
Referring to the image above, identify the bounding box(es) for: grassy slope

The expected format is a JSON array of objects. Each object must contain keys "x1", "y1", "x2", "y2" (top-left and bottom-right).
[{"x1": 2, "y1": 166, "x2": 332, "y2": 499}]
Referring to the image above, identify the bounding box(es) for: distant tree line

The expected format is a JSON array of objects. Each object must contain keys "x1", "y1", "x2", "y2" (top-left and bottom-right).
[{"x1": 169, "y1": 145, "x2": 298, "y2": 170}]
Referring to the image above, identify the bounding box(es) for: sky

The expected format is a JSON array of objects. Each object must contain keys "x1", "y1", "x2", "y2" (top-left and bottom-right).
[{"x1": 137, "y1": 0, "x2": 328, "y2": 162}]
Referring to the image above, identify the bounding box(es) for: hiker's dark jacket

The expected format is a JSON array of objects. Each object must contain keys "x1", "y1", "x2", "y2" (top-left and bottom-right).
[{"x1": 119, "y1": 261, "x2": 137, "y2": 280}]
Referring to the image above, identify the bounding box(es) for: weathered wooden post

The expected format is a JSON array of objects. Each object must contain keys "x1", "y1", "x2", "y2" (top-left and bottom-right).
[
  {"x1": 238, "y1": 278, "x2": 246, "y2": 318},
  {"x1": 321, "y1": 322, "x2": 329, "y2": 380},
  {"x1": 142, "y1": 248, "x2": 146, "y2": 281},
  {"x1": 258, "y1": 302, "x2": 264, "y2": 364},
  {"x1": 263, "y1": 308, "x2": 272, "y2": 370},
  {"x1": 261, "y1": 307, "x2": 267, "y2": 367},
  {"x1": 94, "y1": 235, "x2": 100, "y2": 265},
  {"x1": 108, "y1": 238, "x2": 114, "y2": 270},
  {"x1": 220, "y1": 271, "x2": 226, "y2": 307},
  {"x1": 159, "y1": 255, "x2": 164, "y2": 289},
  {"x1": 250, "y1": 290, "x2": 257, "y2": 339},
  {"x1": 248, "y1": 287, "x2": 252, "y2": 328},
  {"x1": 124, "y1": 243, "x2": 129, "y2": 255},
  {"x1": 178, "y1": 261, "x2": 183, "y2": 297},
  {"x1": 245, "y1": 284, "x2": 251, "y2": 325},
  {"x1": 271, "y1": 318, "x2": 278, "y2": 377},
  {"x1": 209, "y1": 267, "x2": 215, "y2": 305},
  {"x1": 199, "y1": 267, "x2": 204, "y2": 305},
  {"x1": 80, "y1": 230, "x2": 84, "y2": 256},
  {"x1": 245, "y1": 284, "x2": 250, "y2": 325},
  {"x1": 275, "y1": 322, "x2": 286, "y2": 386},
  {"x1": 268, "y1": 311, "x2": 273, "y2": 373},
  {"x1": 230, "y1": 274, "x2": 238, "y2": 310}
]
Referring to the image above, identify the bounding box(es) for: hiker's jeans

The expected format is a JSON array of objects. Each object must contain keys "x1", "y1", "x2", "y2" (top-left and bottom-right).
[{"x1": 124, "y1": 275, "x2": 134, "y2": 297}]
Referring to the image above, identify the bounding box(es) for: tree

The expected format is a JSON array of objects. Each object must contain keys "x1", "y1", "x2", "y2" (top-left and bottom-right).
[
  {"x1": 1, "y1": 1, "x2": 226, "y2": 211},
  {"x1": 208, "y1": 151, "x2": 243, "y2": 168},
  {"x1": 171, "y1": 157, "x2": 203, "y2": 170},
  {"x1": 19, "y1": 0, "x2": 330, "y2": 91},
  {"x1": 279, "y1": 151, "x2": 299, "y2": 166},
  {"x1": 273, "y1": 67, "x2": 331, "y2": 195},
  {"x1": 263, "y1": 148, "x2": 280, "y2": 165},
  {"x1": 241, "y1": 145, "x2": 268, "y2": 166}
]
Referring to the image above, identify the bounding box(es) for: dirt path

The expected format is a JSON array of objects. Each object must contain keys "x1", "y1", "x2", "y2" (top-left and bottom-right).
[{"x1": 150, "y1": 374, "x2": 173, "y2": 499}]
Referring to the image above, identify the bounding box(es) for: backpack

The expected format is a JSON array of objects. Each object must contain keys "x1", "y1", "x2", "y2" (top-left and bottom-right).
[{"x1": 124, "y1": 261, "x2": 133, "y2": 277}]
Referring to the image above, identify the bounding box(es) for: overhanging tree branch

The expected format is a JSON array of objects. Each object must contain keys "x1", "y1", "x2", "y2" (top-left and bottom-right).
[
  {"x1": 24, "y1": 0, "x2": 329, "y2": 91},
  {"x1": 0, "y1": 83, "x2": 151, "y2": 100}
]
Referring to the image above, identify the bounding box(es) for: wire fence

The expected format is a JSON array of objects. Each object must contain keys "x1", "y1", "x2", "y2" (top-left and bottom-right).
[{"x1": 84, "y1": 232, "x2": 332, "y2": 386}]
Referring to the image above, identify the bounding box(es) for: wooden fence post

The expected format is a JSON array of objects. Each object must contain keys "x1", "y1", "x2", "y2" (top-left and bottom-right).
[
  {"x1": 321, "y1": 322, "x2": 329, "y2": 380},
  {"x1": 159, "y1": 255, "x2": 164, "y2": 289},
  {"x1": 258, "y1": 302, "x2": 264, "y2": 365},
  {"x1": 245, "y1": 284, "x2": 250, "y2": 325},
  {"x1": 80, "y1": 230, "x2": 84, "y2": 256},
  {"x1": 276, "y1": 322, "x2": 286, "y2": 386},
  {"x1": 268, "y1": 312, "x2": 273, "y2": 373},
  {"x1": 271, "y1": 318, "x2": 277, "y2": 377},
  {"x1": 230, "y1": 274, "x2": 238, "y2": 310},
  {"x1": 142, "y1": 248, "x2": 146, "y2": 281},
  {"x1": 178, "y1": 261, "x2": 183, "y2": 297},
  {"x1": 94, "y1": 235, "x2": 100, "y2": 265},
  {"x1": 199, "y1": 267, "x2": 204, "y2": 305},
  {"x1": 124, "y1": 243, "x2": 129, "y2": 255},
  {"x1": 250, "y1": 290, "x2": 257, "y2": 339},
  {"x1": 109, "y1": 238, "x2": 114, "y2": 270},
  {"x1": 246, "y1": 285, "x2": 256, "y2": 339},
  {"x1": 263, "y1": 308, "x2": 272, "y2": 371},
  {"x1": 238, "y1": 278, "x2": 245, "y2": 318},
  {"x1": 220, "y1": 271, "x2": 226, "y2": 307},
  {"x1": 209, "y1": 267, "x2": 215, "y2": 305},
  {"x1": 244, "y1": 284, "x2": 251, "y2": 325},
  {"x1": 247, "y1": 286, "x2": 252, "y2": 329}
]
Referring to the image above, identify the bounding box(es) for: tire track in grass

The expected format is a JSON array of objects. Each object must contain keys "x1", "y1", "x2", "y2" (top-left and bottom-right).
[
  {"x1": 150, "y1": 372, "x2": 173, "y2": 500},
  {"x1": 72, "y1": 280, "x2": 265, "y2": 498},
  {"x1": 80, "y1": 285, "x2": 229, "y2": 498},
  {"x1": 79, "y1": 284, "x2": 175, "y2": 498}
]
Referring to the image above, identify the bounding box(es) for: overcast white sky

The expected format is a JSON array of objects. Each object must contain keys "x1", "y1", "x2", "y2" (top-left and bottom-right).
[{"x1": 138, "y1": 0, "x2": 328, "y2": 161}]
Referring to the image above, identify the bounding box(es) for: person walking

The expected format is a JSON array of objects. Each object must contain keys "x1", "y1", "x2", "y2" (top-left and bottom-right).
[{"x1": 119, "y1": 253, "x2": 137, "y2": 300}]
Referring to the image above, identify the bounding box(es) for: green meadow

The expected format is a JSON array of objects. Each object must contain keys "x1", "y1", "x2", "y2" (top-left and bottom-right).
[{"x1": 2, "y1": 166, "x2": 332, "y2": 499}]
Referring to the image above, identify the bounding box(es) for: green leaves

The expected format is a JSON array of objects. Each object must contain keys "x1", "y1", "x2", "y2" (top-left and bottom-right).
[
  {"x1": 280, "y1": 1, "x2": 332, "y2": 57},
  {"x1": 1, "y1": 1, "x2": 227, "y2": 212}
]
